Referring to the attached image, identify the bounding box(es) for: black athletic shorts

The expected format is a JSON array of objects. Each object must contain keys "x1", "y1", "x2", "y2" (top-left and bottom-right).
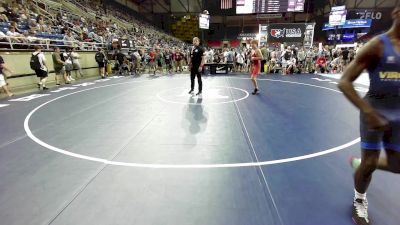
[
  {"x1": 35, "y1": 69, "x2": 48, "y2": 78},
  {"x1": 98, "y1": 62, "x2": 105, "y2": 68}
]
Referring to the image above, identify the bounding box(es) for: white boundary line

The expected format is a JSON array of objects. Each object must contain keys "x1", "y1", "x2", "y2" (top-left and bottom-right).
[
  {"x1": 235, "y1": 77, "x2": 343, "y2": 93},
  {"x1": 227, "y1": 77, "x2": 284, "y2": 225},
  {"x1": 24, "y1": 77, "x2": 360, "y2": 169}
]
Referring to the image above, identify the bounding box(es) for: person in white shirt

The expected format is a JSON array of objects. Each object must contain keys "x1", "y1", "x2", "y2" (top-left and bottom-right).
[
  {"x1": 236, "y1": 51, "x2": 245, "y2": 72},
  {"x1": 205, "y1": 48, "x2": 213, "y2": 64},
  {"x1": 6, "y1": 26, "x2": 20, "y2": 37},
  {"x1": 6, "y1": 26, "x2": 23, "y2": 43},
  {"x1": 63, "y1": 30, "x2": 75, "y2": 47},
  {"x1": 287, "y1": 57, "x2": 297, "y2": 74},
  {"x1": 223, "y1": 48, "x2": 229, "y2": 63},
  {"x1": 132, "y1": 50, "x2": 141, "y2": 74},
  {"x1": 281, "y1": 47, "x2": 292, "y2": 75},
  {"x1": 63, "y1": 48, "x2": 74, "y2": 82},
  {"x1": 209, "y1": 48, "x2": 214, "y2": 63},
  {"x1": 71, "y1": 48, "x2": 83, "y2": 78},
  {"x1": 329, "y1": 56, "x2": 342, "y2": 73},
  {"x1": 0, "y1": 31, "x2": 6, "y2": 42},
  {"x1": 0, "y1": 55, "x2": 14, "y2": 97},
  {"x1": 269, "y1": 48, "x2": 277, "y2": 73},
  {"x1": 31, "y1": 46, "x2": 48, "y2": 90}
]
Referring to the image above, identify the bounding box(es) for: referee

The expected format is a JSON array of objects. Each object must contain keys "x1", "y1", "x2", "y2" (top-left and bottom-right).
[{"x1": 188, "y1": 37, "x2": 205, "y2": 96}]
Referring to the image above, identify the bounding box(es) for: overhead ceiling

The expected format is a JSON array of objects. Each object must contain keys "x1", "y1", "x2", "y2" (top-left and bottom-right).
[
  {"x1": 129, "y1": 0, "x2": 203, "y2": 14},
  {"x1": 124, "y1": 0, "x2": 400, "y2": 16}
]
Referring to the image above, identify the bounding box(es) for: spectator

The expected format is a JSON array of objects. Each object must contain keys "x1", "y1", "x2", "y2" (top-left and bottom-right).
[
  {"x1": 226, "y1": 48, "x2": 234, "y2": 72},
  {"x1": 236, "y1": 50, "x2": 245, "y2": 73},
  {"x1": 61, "y1": 26, "x2": 69, "y2": 35},
  {"x1": 95, "y1": 48, "x2": 107, "y2": 78},
  {"x1": 6, "y1": 26, "x2": 23, "y2": 43},
  {"x1": 7, "y1": 5, "x2": 19, "y2": 22},
  {"x1": 281, "y1": 47, "x2": 292, "y2": 75},
  {"x1": 297, "y1": 48, "x2": 306, "y2": 67},
  {"x1": 56, "y1": 12, "x2": 63, "y2": 25},
  {"x1": 30, "y1": 45, "x2": 48, "y2": 90},
  {"x1": 305, "y1": 47, "x2": 316, "y2": 73},
  {"x1": 164, "y1": 49, "x2": 173, "y2": 74},
  {"x1": 36, "y1": 15, "x2": 49, "y2": 33},
  {"x1": 329, "y1": 55, "x2": 342, "y2": 74},
  {"x1": 155, "y1": 48, "x2": 164, "y2": 75},
  {"x1": 341, "y1": 47, "x2": 350, "y2": 67},
  {"x1": 315, "y1": 54, "x2": 327, "y2": 74},
  {"x1": 148, "y1": 48, "x2": 156, "y2": 74},
  {"x1": 286, "y1": 57, "x2": 297, "y2": 74},
  {"x1": 133, "y1": 50, "x2": 141, "y2": 74},
  {"x1": 223, "y1": 48, "x2": 229, "y2": 63},
  {"x1": 270, "y1": 48, "x2": 277, "y2": 65},
  {"x1": 120, "y1": 56, "x2": 130, "y2": 76},
  {"x1": 10, "y1": 21, "x2": 23, "y2": 33},
  {"x1": 260, "y1": 44, "x2": 269, "y2": 74},
  {"x1": 175, "y1": 49, "x2": 183, "y2": 73},
  {"x1": 71, "y1": 48, "x2": 83, "y2": 78},
  {"x1": 349, "y1": 49, "x2": 355, "y2": 63},
  {"x1": 0, "y1": 55, "x2": 14, "y2": 97},
  {"x1": 0, "y1": 6, "x2": 8, "y2": 22},
  {"x1": 52, "y1": 47, "x2": 68, "y2": 85},
  {"x1": 114, "y1": 50, "x2": 125, "y2": 75},
  {"x1": 63, "y1": 47, "x2": 74, "y2": 82},
  {"x1": 63, "y1": 30, "x2": 76, "y2": 47},
  {"x1": 0, "y1": 30, "x2": 6, "y2": 39}
]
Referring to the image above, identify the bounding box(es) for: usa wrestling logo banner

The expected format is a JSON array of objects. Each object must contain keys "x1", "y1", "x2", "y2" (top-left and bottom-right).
[
  {"x1": 266, "y1": 23, "x2": 307, "y2": 43},
  {"x1": 270, "y1": 29, "x2": 285, "y2": 38}
]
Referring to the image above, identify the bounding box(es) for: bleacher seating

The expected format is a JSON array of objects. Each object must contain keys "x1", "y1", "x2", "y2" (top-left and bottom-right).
[{"x1": 0, "y1": 0, "x2": 186, "y2": 50}]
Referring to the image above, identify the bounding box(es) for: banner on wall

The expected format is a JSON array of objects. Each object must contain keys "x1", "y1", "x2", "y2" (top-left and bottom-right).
[
  {"x1": 322, "y1": 19, "x2": 372, "y2": 31},
  {"x1": 303, "y1": 23, "x2": 315, "y2": 48},
  {"x1": 259, "y1": 23, "x2": 315, "y2": 45},
  {"x1": 259, "y1": 25, "x2": 268, "y2": 45}
]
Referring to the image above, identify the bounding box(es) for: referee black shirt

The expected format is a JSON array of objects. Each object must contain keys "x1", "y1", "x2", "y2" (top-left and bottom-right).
[{"x1": 190, "y1": 46, "x2": 204, "y2": 68}]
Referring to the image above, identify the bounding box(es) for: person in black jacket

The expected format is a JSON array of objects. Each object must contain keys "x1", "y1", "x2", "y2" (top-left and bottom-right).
[
  {"x1": 95, "y1": 48, "x2": 107, "y2": 78},
  {"x1": 188, "y1": 37, "x2": 205, "y2": 96}
]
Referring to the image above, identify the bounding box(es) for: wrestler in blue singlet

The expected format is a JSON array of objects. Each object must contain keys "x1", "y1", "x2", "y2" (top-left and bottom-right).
[{"x1": 361, "y1": 34, "x2": 400, "y2": 151}]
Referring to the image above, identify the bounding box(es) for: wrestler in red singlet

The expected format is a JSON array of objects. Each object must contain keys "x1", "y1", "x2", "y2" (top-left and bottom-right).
[
  {"x1": 250, "y1": 39, "x2": 263, "y2": 95},
  {"x1": 251, "y1": 51, "x2": 261, "y2": 77}
]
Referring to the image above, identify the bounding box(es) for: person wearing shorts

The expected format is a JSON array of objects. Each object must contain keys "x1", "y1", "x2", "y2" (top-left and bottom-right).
[
  {"x1": 250, "y1": 39, "x2": 262, "y2": 95},
  {"x1": 95, "y1": 48, "x2": 106, "y2": 78},
  {"x1": 52, "y1": 47, "x2": 67, "y2": 85},
  {"x1": 0, "y1": 55, "x2": 13, "y2": 97},
  {"x1": 32, "y1": 46, "x2": 49, "y2": 90},
  {"x1": 339, "y1": 6, "x2": 400, "y2": 224}
]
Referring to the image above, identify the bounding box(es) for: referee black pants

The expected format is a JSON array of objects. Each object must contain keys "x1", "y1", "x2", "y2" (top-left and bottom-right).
[{"x1": 190, "y1": 66, "x2": 202, "y2": 93}]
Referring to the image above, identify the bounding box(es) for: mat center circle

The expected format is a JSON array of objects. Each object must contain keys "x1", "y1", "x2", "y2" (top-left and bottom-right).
[{"x1": 156, "y1": 86, "x2": 249, "y2": 105}]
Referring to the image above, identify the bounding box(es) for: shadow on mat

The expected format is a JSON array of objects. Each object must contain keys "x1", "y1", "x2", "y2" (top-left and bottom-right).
[{"x1": 185, "y1": 97, "x2": 208, "y2": 135}]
